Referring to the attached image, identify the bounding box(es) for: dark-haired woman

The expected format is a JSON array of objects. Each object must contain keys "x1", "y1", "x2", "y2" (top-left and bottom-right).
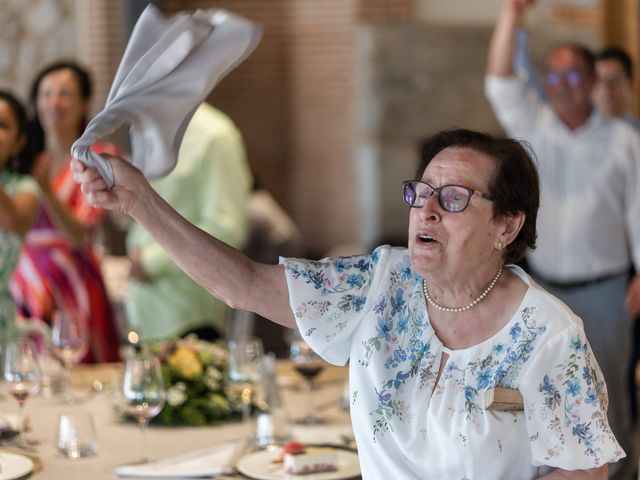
[
  {"x1": 0, "y1": 90, "x2": 39, "y2": 339},
  {"x1": 11, "y1": 62, "x2": 120, "y2": 362}
]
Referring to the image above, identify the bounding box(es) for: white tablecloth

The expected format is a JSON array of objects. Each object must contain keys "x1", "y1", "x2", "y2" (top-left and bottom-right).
[{"x1": 0, "y1": 362, "x2": 353, "y2": 479}]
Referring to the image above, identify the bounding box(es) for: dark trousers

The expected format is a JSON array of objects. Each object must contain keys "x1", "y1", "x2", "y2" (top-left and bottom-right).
[{"x1": 628, "y1": 265, "x2": 639, "y2": 424}]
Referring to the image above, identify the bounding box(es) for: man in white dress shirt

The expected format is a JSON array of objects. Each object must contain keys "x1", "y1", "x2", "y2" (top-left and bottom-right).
[{"x1": 485, "y1": 1, "x2": 640, "y2": 477}]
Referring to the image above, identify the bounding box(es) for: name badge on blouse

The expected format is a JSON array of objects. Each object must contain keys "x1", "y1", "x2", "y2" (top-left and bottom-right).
[{"x1": 483, "y1": 387, "x2": 524, "y2": 411}]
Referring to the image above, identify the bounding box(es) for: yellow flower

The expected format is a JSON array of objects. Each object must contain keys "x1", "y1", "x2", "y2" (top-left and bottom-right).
[{"x1": 167, "y1": 346, "x2": 203, "y2": 379}]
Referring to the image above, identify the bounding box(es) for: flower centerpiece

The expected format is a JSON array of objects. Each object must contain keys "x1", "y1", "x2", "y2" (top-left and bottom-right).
[{"x1": 138, "y1": 336, "x2": 257, "y2": 427}]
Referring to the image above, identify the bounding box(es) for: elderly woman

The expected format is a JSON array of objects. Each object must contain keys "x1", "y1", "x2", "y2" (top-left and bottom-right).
[{"x1": 73, "y1": 129, "x2": 621, "y2": 479}]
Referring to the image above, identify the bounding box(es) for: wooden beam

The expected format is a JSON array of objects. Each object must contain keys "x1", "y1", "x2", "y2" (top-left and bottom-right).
[{"x1": 601, "y1": 0, "x2": 640, "y2": 115}]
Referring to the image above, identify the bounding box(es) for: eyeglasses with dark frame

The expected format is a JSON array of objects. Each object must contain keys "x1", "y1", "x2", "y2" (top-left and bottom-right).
[
  {"x1": 402, "y1": 180, "x2": 493, "y2": 213},
  {"x1": 545, "y1": 69, "x2": 585, "y2": 87}
]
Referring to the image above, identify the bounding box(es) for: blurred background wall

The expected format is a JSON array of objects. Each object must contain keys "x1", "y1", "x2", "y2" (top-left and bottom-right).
[{"x1": 0, "y1": 0, "x2": 636, "y2": 257}]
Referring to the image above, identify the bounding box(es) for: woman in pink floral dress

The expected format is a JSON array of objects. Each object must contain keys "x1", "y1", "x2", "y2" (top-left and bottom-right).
[{"x1": 11, "y1": 62, "x2": 120, "y2": 362}]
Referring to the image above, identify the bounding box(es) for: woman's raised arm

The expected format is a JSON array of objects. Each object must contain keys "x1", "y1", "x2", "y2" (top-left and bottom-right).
[{"x1": 71, "y1": 156, "x2": 295, "y2": 328}]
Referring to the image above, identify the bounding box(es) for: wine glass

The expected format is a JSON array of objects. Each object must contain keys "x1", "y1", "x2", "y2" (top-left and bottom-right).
[
  {"x1": 51, "y1": 310, "x2": 89, "y2": 402},
  {"x1": 122, "y1": 354, "x2": 166, "y2": 463},
  {"x1": 290, "y1": 337, "x2": 326, "y2": 424},
  {"x1": 228, "y1": 338, "x2": 264, "y2": 425},
  {"x1": 3, "y1": 338, "x2": 41, "y2": 446}
]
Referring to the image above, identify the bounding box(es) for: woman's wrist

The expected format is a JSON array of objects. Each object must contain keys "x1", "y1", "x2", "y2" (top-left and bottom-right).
[{"x1": 129, "y1": 180, "x2": 160, "y2": 223}]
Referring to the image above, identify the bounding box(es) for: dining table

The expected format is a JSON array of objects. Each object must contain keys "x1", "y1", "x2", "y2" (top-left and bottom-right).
[{"x1": 0, "y1": 360, "x2": 356, "y2": 479}]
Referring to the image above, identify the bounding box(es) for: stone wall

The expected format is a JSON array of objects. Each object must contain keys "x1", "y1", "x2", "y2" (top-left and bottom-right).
[
  {"x1": 0, "y1": 0, "x2": 77, "y2": 103},
  {"x1": 356, "y1": 24, "x2": 502, "y2": 248}
]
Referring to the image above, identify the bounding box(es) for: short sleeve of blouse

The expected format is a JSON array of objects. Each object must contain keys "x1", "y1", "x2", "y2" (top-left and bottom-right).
[
  {"x1": 3, "y1": 173, "x2": 39, "y2": 197},
  {"x1": 280, "y1": 245, "x2": 395, "y2": 366},
  {"x1": 520, "y1": 323, "x2": 624, "y2": 469}
]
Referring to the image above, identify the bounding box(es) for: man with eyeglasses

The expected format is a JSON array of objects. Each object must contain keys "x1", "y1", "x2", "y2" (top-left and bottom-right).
[{"x1": 485, "y1": 1, "x2": 640, "y2": 477}]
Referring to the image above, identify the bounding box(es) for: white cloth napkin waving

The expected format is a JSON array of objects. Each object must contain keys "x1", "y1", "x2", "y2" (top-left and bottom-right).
[
  {"x1": 114, "y1": 440, "x2": 247, "y2": 478},
  {"x1": 72, "y1": 4, "x2": 262, "y2": 187}
]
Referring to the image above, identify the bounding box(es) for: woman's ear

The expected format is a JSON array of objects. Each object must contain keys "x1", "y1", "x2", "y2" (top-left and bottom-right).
[{"x1": 498, "y1": 212, "x2": 526, "y2": 248}]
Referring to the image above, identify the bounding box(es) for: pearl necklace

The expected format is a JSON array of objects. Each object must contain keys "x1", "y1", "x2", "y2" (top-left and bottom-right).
[{"x1": 423, "y1": 265, "x2": 503, "y2": 313}]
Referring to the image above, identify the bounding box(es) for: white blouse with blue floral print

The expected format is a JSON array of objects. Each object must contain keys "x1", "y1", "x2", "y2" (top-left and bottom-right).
[{"x1": 281, "y1": 245, "x2": 623, "y2": 480}]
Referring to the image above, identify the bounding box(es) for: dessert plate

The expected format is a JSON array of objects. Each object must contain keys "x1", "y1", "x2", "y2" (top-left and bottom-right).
[
  {"x1": 236, "y1": 447, "x2": 359, "y2": 480},
  {"x1": 0, "y1": 451, "x2": 34, "y2": 480}
]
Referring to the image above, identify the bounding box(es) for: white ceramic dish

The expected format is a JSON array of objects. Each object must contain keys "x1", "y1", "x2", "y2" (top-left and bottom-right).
[
  {"x1": 236, "y1": 447, "x2": 360, "y2": 480},
  {"x1": 0, "y1": 451, "x2": 34, "y2": 480}
]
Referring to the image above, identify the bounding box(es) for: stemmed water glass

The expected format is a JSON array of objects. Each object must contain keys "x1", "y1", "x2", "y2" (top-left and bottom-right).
[
  {"x1": 3, "y1": 338, "x2": 41, "y2": 446},
  {"x1": 228, "y1": 338, "x2": 264, "y2": 425},
  {"x1": 51, "y1": 310, "x2": 88, "y2": 402},
  {"x1": 122, "y1": 354, "x2": 166, "y2": 464},
  {"x1": 290, "y1": 337, "x2": 326, "y2": 424}
]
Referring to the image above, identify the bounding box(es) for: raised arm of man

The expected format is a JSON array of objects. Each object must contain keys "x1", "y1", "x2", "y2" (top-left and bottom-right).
[{"x1": 487, "y1": 0, "x2": 535, "y2": 76}]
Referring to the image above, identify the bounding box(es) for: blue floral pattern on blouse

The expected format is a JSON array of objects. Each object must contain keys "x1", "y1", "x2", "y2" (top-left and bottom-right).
[
  {"x1": 281, "y1": 245, "x2": 623, "y2": 476},
  {"x1": 535, "y1": 336, "x2": 612, "y2": 463}
]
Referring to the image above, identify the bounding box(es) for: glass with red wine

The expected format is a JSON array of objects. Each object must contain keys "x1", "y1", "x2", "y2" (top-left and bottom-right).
[
  {"x1": 3, "y1": 337, "x2": 41, "y2": 446},
  {"x1": 289, "y1": 337, "x2": 326, "y2": 424}
]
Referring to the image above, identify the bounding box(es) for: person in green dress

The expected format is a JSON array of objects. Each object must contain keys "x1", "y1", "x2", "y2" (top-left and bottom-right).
[{"x1": 0, "y1": 90, "x2": 40, "y2": 339}]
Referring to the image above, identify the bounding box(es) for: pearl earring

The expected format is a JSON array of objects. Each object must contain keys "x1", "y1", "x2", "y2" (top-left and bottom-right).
[{"x1": 496, "y1": 240, "x2": 503, "y2": 251}]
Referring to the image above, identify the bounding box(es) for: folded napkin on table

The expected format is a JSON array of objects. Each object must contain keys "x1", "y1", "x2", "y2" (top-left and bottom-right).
[
  {"x1": 72, "y1": 4, "x2": 262, "y2": 187},
  {"x1": 114, "y1": 440, "x2": 248, "y2": 478}
]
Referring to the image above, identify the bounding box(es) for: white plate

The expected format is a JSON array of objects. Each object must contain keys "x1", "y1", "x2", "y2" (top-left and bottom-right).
[
  {"x1": 236, "y1": 448, "x2": 360, "y2": 480},
  {"x1": 0, "y1": 452, "x2": 34, "y2": 480}
]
